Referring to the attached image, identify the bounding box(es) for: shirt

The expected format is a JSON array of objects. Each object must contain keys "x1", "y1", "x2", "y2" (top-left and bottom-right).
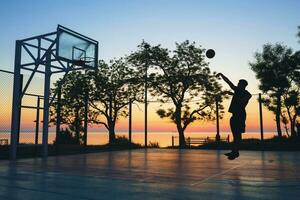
[{"x1": 228, "y1": 87, "x2": 252, "y2": 114}]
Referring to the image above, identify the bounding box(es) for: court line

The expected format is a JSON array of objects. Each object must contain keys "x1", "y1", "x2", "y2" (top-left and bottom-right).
[{"x1": 190, "y1": 162, "x2": 248, "y2": 186}]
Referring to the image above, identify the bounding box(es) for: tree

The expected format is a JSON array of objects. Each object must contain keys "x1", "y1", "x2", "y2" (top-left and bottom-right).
[
  {"x1": 250, "y1": 43, "x2": 299, "y2": 137},
  {"x1": 283, "y1": 90, "x2": 300, "y2": 137},
  {"x1": 88, "y1": 59, "x2": 142, "y2": 143},
  {"x1": 129, "y1": 41, "x2": 224, "y2": 148},
  {"x1": 51, "y1": 59, "x2": 142, "y2": 145},
  {"x1": 50, "y1": 71, "x2": 93, "y2": 144}
]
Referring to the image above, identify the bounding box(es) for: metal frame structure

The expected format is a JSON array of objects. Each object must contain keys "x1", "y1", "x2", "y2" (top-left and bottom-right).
[{"x1": 10, "y1": 25, "x2": 98, "y2": 160}]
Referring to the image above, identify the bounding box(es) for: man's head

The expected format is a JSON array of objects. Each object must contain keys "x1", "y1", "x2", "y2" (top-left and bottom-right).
[{"x1": 237, "y1": 79, "x2": 248, "y2": 89}]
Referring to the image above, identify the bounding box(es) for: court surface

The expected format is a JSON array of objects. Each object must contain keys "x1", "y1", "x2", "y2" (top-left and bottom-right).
[{"x1": 0, "y1": 149, "x2": 299, "y2": 200}]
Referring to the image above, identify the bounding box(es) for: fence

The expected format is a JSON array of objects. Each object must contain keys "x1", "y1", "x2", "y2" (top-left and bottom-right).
[
  {"x1": 1, "y1": 68, "x2": 280, "y2": 159},
  {"x1": 0, "y1": 70, "x2": 13, "y2": 158}
]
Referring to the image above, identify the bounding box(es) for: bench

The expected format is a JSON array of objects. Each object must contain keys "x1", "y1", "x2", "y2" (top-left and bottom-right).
[
  {"x1": 171, "y1": 135, "x2": 230, "y2": 147},
  {"x1": 186, "y1": 137, "x2": 211, "y2": 146}
]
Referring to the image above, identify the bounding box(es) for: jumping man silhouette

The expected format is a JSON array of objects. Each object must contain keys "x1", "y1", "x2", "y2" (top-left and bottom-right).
[{"x1": 217, "y1": 73, "x2": 252, "y2": 160}]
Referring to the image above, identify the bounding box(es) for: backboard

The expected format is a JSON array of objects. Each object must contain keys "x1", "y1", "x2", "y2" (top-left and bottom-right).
[{"x1": 56, "y1": 25, "x2": 98, "y2": 69}]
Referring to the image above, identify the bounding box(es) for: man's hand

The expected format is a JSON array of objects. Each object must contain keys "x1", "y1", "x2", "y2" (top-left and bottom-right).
[
  {"x1": 216, "y1": 72, "x2": 236, "y2": 90},
  {"x1": 216, "y1": 73, "x2": 225, "y2": 79},
  {"x1": 216, "y1": 73, "x2": 223, "y2": 78}
]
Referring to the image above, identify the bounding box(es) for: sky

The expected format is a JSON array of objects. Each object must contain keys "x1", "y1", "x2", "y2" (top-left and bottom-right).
[{"x1": 0, "y1": 0, "x2": 300, "y2": 134}]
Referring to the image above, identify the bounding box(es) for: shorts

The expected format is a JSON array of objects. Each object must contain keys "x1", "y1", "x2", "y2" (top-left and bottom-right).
[{"x1": 230, "y1": 113, "x2": 246, "y2": 133}]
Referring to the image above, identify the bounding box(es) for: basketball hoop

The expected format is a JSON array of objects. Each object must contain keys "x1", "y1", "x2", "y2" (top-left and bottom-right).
[
  {"x1": 72, "y1": 57, "x2": 95, "y2": 67},
  {"x1": 56, "y1": 25, "x2": 98, "y2": 69}
]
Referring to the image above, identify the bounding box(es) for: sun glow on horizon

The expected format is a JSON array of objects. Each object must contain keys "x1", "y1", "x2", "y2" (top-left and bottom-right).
[{"x1": 0, "y1": 93, "x2": 277, "y2": 134}]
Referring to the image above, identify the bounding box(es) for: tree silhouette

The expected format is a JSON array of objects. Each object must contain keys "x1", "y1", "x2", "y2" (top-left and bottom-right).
[
  {"x1": 50, "y1": 71, "x2": 92, "y2": 144},
  {"x1": 130, "y1": 41, "x2": 224, "y2": 148},
  {"x1": 250, "y1": 43, "x2": 299, "y2": 137},
  {"x1": 51, "y1": 59, "x2": 142, "y2": 145},
  {"x1": 283, "y1": 90, "x2": 300, "y2": 137},
  {"x1": 283, "y1": 49, "x2": 300, "y2": 137},
  {"x1": 88, "y1": 59, "x2": 142, "y2": 143}
]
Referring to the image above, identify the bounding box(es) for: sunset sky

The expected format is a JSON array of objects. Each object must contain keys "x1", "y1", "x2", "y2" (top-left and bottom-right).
[{"x1": 0, "y1": 0, "x2": 300, "y2": 134}]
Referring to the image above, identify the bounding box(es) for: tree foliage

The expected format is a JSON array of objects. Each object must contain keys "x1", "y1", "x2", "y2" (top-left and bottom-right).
[
  {"x1": 50, "y1": 71, "x2": 92, "y2": 144},
  {"x1": 50, "y1": 59, "x2": 143, "y2": 144},
  {"x1": 250, "y1": 43, "x2": 300, "y2": 137},
  {"x1": 129, "y1": 41, "x2": 224, "y2": 147},
  {"x1": 87, "y1": 58, "x2": 143, "y2": 143}
]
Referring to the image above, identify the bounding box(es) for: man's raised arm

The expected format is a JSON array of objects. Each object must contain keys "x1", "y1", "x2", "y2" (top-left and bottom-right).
[{"x1": 216, "y1": 73, "x2": 236, "y2": 90}]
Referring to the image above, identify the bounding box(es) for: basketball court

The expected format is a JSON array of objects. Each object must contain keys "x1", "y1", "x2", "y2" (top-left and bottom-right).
[
  {"x1": 0, "y1": 149, "x2": 299, "y2": 200},
  {"x1": 3, "y1": 24, "x2": 300, "y2": 200}
]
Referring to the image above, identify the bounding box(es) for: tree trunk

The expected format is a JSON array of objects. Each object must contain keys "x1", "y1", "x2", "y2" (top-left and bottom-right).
[
  {"x1": 175, "y1": 106, "x2": 186, "y2": 148},
  {"x1": 75, "y1": 109, "x2": 81, "y2": 144},
  {"x1": 108, "y1": 94, "x2": 116, "y2": 144},
  {"x1": 109, "y1": 128, "x2": 116, "y2": 144},
  {"x1": 290, "y1": 116, "x2": 297, "y2": 138},
  {"x1": 286, "y1": 105, "x2": 296, "y2": 138},
  {"x1": 276, "y1": 94, "x2": 282, "y2": 137},
  {"x1": 108, "y1": 120, "x2": 116, "y2": 144},
  {"x1": 178, "y1": 127, "x2": 186, "y2": 148},
  {"x1": 297, "y1": 123, "x2": 300, "y2": 137},
  {"x1": 290, "y1": 122, "x2": 296, "y2": 137}
]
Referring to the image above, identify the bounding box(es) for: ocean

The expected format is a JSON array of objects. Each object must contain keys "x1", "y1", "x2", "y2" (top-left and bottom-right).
[{"x1": 0, "y1": 131, "x2": 277, "y2": 147}]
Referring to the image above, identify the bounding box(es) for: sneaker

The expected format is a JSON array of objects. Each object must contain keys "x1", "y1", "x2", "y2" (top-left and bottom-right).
[
  {"x1": 224, "y1": 151, "x2": 233, "y2": 156},
  {"x1": 227, "y1": 152, "x2": 239, "y2": 160}
]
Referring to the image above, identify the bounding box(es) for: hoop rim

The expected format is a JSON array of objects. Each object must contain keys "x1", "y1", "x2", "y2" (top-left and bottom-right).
[
  {"x1": 78, "y1": 56, "x2": 95, "y2": 62},
  {"x1": 71, "y1": 57, "x2": 95, "y2": 67}
]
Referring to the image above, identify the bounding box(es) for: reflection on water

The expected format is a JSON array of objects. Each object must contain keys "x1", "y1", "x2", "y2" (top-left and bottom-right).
[{"x1": 0, "y1": 131, "x2": 276, "y2": 147}]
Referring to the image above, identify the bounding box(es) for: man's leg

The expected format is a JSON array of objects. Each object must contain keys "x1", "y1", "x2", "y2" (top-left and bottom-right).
[
  {"x1": 226, "y1": 131, "x2": 241, "y2": 160},
  {"x1": 232, "y1": 131, "x2": 241, "y2": 154},
  {"x1": 224, "y1": 132, "x2": 237, "y2": 156},
  {"x1": 225, "y1": 116, "x2": 236, "y2": 156}
]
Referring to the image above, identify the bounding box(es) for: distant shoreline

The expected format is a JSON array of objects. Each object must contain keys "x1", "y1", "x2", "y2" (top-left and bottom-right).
[
  {"x1": 0, "y1": 130, "x2": 278, "y2": 134},
  {"x1": 0, "y1": 131, "x2": 279, "y2": 147}
]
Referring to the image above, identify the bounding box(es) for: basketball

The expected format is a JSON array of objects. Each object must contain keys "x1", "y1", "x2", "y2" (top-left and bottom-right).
[{"x1": 206, "y1": 49, "x2": 215, "y2": 59}]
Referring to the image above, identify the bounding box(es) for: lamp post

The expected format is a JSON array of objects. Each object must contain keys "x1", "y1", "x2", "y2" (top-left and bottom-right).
[
  {"x1": 215, "y1": 98, "x2": 220, "y2": 142},
  {"x1": 144, "y1": 64, "x2": 148, "y2": 148}
]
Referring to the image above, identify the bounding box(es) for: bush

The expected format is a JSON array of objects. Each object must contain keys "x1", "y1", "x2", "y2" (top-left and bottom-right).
[
  {"x1": 109, "y1": 135, "x2": 142, "y2": 148},
  {"x1": 53, "y1": 128, "x2": 79, "y2": 145},
  {"x1": 113, "y1": 135, "x2": 130, "y2": 145},
  {"x1": 148, "y1": 141, "x2": 160, "y2": 148}
]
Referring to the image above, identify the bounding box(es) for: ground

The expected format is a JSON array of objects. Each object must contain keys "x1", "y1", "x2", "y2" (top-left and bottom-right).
[{"x1": 0, "y1": 149, "x2": 299, "y2": 200}]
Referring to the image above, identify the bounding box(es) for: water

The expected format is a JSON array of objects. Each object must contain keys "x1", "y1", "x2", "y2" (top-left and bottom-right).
[{"x1": 0, "y1": 131, "x2": 277, "y2": 147}]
